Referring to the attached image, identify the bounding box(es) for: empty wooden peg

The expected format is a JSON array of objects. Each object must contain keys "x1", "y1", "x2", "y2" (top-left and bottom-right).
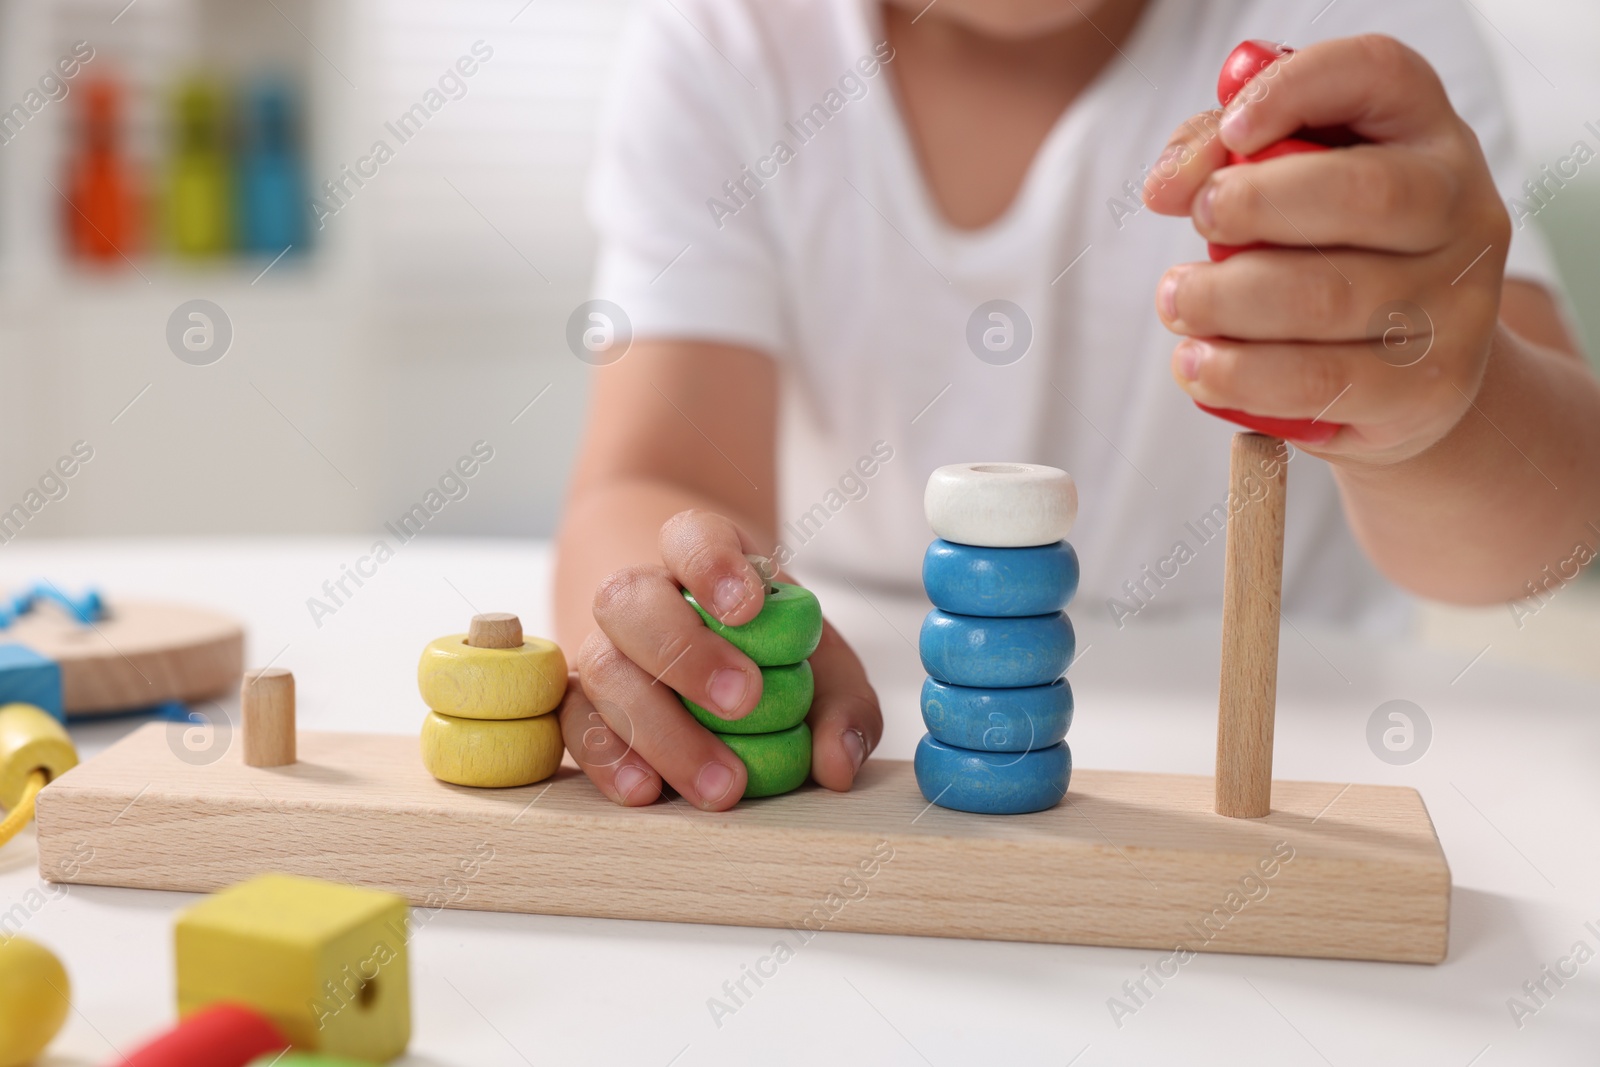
[
  {"x1": 468, "y1": 613, "x2": 523, "y2": 650},
  {"x1": 241, "y1": 668, "x2": 295, "y2": 768},
  {"x1": 1215, "y1": 433, "x2": 1288, "y2": 819}
]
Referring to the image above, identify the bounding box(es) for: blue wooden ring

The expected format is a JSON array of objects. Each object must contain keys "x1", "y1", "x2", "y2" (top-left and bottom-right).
[
  {"x1": 913, "y1": 735, "x2": 1071, "y2": 814},
  {"x1": 922, "y1": 540, "x2": 1078, "y2": 617},
  {"x1": 919, "y1": 610, "x2": 1074, "y2": 689},
  {"x1": 920, "y1": 677, "x2": 1072, "y2": 752}
]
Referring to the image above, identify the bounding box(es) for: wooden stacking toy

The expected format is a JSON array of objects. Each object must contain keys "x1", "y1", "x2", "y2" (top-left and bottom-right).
[
  {"x1": 0, "y1": 935, "x2": 69, "y2": 1067},
  {"x1": 417, "y1": 613, "x2": 567, "y2": 787},
  {"x1": 681, "y1": 556, "x2": 822, "y2": 798},
  {"x1": 915, "y1": 464, "x2": 1079, "y2": 814},
  {"x1": 175, "y1": 874, "x2": 410, "y2": 1062}
]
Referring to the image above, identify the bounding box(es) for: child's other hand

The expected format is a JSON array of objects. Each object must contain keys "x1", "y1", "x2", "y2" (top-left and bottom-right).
[
  {"x1": 1142, "y1": 35, "x2": 1512, "y2": 464},
  {"x1": 558, "y1": 509, "x2": 882, "y2": 809}
]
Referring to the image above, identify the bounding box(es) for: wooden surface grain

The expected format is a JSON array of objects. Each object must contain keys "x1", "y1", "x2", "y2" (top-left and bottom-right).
[{"x1": 37, "y1": 725, "x2": 1450, "y2": 963}]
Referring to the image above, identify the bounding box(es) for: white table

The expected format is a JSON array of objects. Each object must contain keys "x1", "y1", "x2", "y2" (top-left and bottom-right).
[{"x1": 4, "y1": 539, "x2": 1597, "y2": 1066}]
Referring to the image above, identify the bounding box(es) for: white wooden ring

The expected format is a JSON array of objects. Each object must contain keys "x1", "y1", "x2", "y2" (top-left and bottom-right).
[{"x1": 924, "y1": 463, "x2": 1077, "y2": 548}]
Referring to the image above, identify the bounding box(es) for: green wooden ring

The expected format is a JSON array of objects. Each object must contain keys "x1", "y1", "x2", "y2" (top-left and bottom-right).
[
  {"x1": 723, "y1": 722, "x2": 811, "y2": 798},
  {"x1": 682, "y1": 660, "x2": 813, "y2": 734},
  {"x1": 683, "y1": 581, "x2": 823, "y2": 667}
]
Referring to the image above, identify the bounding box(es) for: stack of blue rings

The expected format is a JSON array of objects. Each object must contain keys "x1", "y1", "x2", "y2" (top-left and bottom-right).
[{"x1": 914, "y1": 537, "x2": 1079, "y2": 814}]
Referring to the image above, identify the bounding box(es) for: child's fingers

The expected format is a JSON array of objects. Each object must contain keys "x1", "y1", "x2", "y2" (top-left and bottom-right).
[
  {"x1": 591, "y1": 561, "x2": 763, "y2": 722},
  {"x1": 1170, "y1": 337, "x2": 1456, "y2": 428},
  {"x1": 575, "y1": 630, "x2": 748, "y2": 810},
  {"x1": 1157, "y1": 248, "x2": 1458, "y2": 343},
  {"x1": 1220, "y1": 35, "x2": 1455, "y2": 155},
  {"x1": 658, "y1": 508, "x2": 766, "y2": 627},
  {"x1": 1142, "y1": 110, "x2": 1230, "y2": 217},
  {"x1": 804, "y1": 621, "x2": 883, "y2": 792},
  {"x1": 1193, "y1": 145, "x2": 1457, "y2": 254},
  {"x1": 557, "y1": 678, "x2": 663, "y2": 806}
]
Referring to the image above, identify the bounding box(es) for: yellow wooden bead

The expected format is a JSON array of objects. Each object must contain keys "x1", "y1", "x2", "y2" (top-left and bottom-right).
[
  {"x1": 176, "y1": 873, "x2": 411, "y2": 1062},
  {"x1": 0, "y1": 703, "x2": 78, "y2": 810},
  {"x1": 416, "y1": 636, "x2": 567, "y2": 720},
  {"x1": 0, "y1": 936, "x2": 70, "y2": 1067},
  {"x1": 420, "y1": 710, "x2": 563, "y2": 788}
]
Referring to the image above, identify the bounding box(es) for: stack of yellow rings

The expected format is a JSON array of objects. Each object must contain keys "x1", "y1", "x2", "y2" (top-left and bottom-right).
[{"x1": 416, "y1": 613, "x2": 568, "y2": 788}]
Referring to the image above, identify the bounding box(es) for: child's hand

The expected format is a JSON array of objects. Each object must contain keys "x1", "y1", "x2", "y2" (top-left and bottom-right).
[
  {"x1": 1142, "y1": 35, "x2": 1512, "y2": 464},
  {"x1": 557, "y1": 509, "x2": 882, "y2": 809}
]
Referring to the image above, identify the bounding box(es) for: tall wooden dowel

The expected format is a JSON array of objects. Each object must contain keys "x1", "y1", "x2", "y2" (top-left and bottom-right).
[{"x1": 1215, "y1": 433, "x2": 1288, "y2": 818}]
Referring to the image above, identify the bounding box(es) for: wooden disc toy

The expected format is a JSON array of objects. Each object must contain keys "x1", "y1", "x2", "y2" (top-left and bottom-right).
[
  {"x1": 924, "y1": 462, "x2": 1077, "y2": 548},
  {"x1": 681, "y1": 578, "x2": 821, "y2": 797},
  {"x1": 416, "y1": 613, "x2": 567, "y2": 789},
  {"x1": 1, "y1": 598, "x2": 243, "y2": 718}
]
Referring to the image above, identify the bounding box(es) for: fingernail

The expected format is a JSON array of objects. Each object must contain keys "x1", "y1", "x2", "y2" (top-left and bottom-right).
[
  {"x1": 714, "y1": 575, "x2": 751, "y2": 619},
  {"x1": 1221, "y1": 103, "x2": 1250, "y2": 144},
  {"x1": 696, "y1": 760, "x2": 737, "y2": 804},
  {"x1": 709, "y1": 668, "x2": 749, "y2": 716},
  {"x1": 614, "y1": 763, "x2": 649, "y2": 802},
  {"x1": 1177, "y1": 339, "x2": 1207, "y2": 381},
  {"x1": 1158, "y1": 269, "x2": 1183, "y2": 322},
  {"x1": 842, "y1": 729, "x2": 867, "y2": 774},
  {"x1": 1195, "y1": 184, "x2": 1218, "y2": 230}
]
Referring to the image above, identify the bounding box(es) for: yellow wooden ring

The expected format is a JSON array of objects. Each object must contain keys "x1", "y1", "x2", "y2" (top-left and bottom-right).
[
  {"x1": 0, "y1": 704, "x2": 77, "y2": 810},
  {"x1": 420, "y1": 710, "x2": 563, "y2": 788},
  {"x1": 417, "y1": 635, "x2": 567, "y2": 720}
]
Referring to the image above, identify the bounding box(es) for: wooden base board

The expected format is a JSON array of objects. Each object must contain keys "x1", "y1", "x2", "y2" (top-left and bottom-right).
[
  {"x1": 8, "y1": 600, "x2": 243, "y2": 715},
  {"x1": 36, "y1": 725, "x2": 1450, "y2": 962}
]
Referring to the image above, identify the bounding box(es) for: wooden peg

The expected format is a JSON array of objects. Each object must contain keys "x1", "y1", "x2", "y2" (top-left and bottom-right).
[
  {"x1": 241, "y1": 668, "x2": 295, "y2": 768},
  {"x1": 468, "y1": 613, "x2": 522, "y2": 649},
  {"x1": 1215, "y1": 433, "x2": 1287, "y2": 819}
]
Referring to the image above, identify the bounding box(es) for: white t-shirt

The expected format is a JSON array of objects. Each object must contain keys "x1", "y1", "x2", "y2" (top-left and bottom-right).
[{"x1": 587, "y1": 0, "x2": 1559, "y2": 629}]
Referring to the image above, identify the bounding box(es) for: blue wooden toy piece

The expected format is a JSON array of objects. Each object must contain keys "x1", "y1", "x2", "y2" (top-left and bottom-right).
[
  {"x1": 0, "y1": 645, "x2": 65, "y2": 721},
  {"x1": 922, "y1": 539, "x2": 1079, "y2": 617},
  {"x1": 919, "y1": 609, "x2": 1074, "y2": 689},
  {"x1": 0, "y1": 590, "x2": 36, "y2": 628},
  {"x1": 238, "y1": 80, "x2": 307, "y2": 254},
  {"x1": 913, "y1": 735, "x2": 1071, "y2": 814},
  {"x1": 920, "y1": 677, "x2": 1072, "y2": 753},
  {"x1": 29, "y1": 583, "x2": 102, "y2": 624},
  {"x1": 0, "y1": 584, "x2": 104, "y2": 627}
]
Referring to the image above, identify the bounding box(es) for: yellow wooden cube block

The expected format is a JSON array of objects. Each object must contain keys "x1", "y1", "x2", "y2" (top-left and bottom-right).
[{"x1": 176, "y1": 874, "x2": 410, "y2": 1062}]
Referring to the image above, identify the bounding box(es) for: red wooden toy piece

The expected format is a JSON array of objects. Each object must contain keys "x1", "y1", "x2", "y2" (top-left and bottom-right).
[
  {"x1": 64, "y1": 79, "x2": 141, "y2": 264},
  {"x1": 1196, "y1": 40, "x2": 1360, "y2": 445},
  {"x1": 111, "y1": 1003, "x2": 289, "y2": 1067}
]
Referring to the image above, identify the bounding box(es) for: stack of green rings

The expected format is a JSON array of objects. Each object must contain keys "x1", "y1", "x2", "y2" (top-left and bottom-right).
[{"x1": 681, "y1": 580, "x2": 823, "y2": 799}]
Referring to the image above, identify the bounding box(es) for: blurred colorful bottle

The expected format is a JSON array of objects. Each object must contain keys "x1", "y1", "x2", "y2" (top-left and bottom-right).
[
  {"x1": 166, "y1": 78, "x2": 231, "y2": 256},
  {"x1": 237, "y1": 78, "x2": 306, "y2": 255},
  {"x1": 62, "y1": 79, "x2": 140, "y2": 263}
]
